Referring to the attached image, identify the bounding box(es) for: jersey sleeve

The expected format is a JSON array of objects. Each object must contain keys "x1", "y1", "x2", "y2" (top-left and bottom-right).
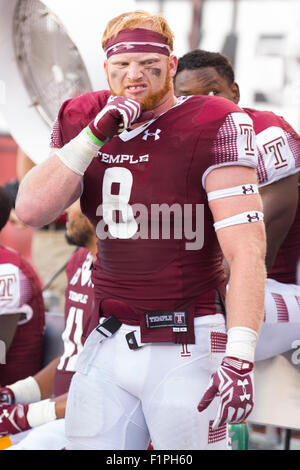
[
  {"x1": 49, "y1": 90, "x2": 111, "y2": 148},
  {"x1": 0, "y1": 263, "x2": 33, "y2": 322},
  {"x1": 201, "y1": 109, "x2": 258, "y2": 190},
  {"x1": 255, "y1": 115, "x2": 300, "y2": 187}
]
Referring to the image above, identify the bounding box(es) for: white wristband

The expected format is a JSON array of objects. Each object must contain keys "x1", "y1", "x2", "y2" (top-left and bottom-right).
[
  {"x1": 9, "y1": 376, "x2": 41, "y2": 404},
  {"x1": 26, "y1": 399, "x2": 56, "y2": 428},
  {"x1": 56, "y1": 128, "x2": 103, "y2": 176},
  {"x1": 225, "y1": 326, "x2": 258, "y2": 362}
]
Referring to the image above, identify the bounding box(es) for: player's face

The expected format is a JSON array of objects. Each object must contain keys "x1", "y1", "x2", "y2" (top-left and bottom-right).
[
  {"x1": 65, "y1": 200, "x2": 94, "y2": 247},
  {"x1": 105, "y1": 52, "x2": 177, "y2": 110},
  {"x1": 174, "y1": 67, "x2": 240, "y2": 104}
]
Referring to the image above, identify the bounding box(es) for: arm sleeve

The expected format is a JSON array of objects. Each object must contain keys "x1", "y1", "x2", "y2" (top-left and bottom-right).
[
  {"x1": 256, "y1": 116, "x2": 300, "y2": 187},
  {"x1": 202, "y1": 111, "x2": 258, "y2": 190}
]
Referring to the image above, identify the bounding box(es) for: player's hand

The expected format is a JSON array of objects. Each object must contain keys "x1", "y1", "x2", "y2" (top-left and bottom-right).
[
  {"x1": 88, "y1": 96, "x2": 153, "y2": 142},
  {"x1": 0, "y1": 387, "x2": 15, "y2": 405},
  {"x1": 0, "y1": 404, "x2": 31, "y2": 435},
  {"x1": 197, "y1": 356, "x2": 254, "y2": 429}
]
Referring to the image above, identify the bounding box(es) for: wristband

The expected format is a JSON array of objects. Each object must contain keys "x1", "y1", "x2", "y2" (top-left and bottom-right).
[
  {"x1": 9, "y1": 376, "x2": 41, "y2": 404},
  {"x1": 26, "y1": 399, "x2": 56, "y2": 428},
  {"x1": 225, "y1": 326, "x2": 258, "y2": 362},
  {"x1": 56, "y1": 127, "x2": 105, "y2": 176}
]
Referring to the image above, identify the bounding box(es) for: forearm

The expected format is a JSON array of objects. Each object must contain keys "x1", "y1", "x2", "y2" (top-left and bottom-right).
[
  {"x1": 226, "y1": 246, "x2": 266, "y2": 333},
  {"x1": 51, "y1": 393, "x2": 68, "y2": 419},
  {"x1": 33, "y1": 357, "x2": 60, "y2": 399},
  {"x1": 16, "y1": 154, "x2": 82, "y2": 227},
  {"x1": 5, "y1": 357, "x2": 60, "y2": 404},
  {"x1": 260, "y1": 174, "x2": 299, "y2": 272}
]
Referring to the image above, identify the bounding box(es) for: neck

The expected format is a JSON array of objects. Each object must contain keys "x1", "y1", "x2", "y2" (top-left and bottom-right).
[
  {"x1": 151, "y1": 90, "x2": 179, "y2": 116},
  {"x1": 131, "y1": 91, "x2": 178, "y2": 129}
]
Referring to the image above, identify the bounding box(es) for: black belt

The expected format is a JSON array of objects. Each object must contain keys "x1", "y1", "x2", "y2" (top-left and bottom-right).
[{"x1": 95, "y1": 316, "x2": 140, "y2": 350}]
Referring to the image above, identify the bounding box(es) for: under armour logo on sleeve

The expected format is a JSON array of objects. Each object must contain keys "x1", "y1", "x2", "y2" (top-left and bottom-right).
[
  {"x1": 247, "y1": 212, "x2": 260, "y2": 222},
  {"x1": 242, "y1": 185, "x2": 255, "y2": 194}
]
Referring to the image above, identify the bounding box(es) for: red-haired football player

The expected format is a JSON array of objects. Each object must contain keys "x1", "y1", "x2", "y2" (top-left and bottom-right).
[{"x1": 16, "y1": 11, "x2": 266, "y2": 450}]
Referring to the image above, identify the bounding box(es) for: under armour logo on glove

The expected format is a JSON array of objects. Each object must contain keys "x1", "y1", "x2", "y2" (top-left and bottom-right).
[
  {"x1": 0, "y1": 387, "x2": 15, "y2": 405},
  {"x1": 197, "y1": 356, "x2": 254, "y2": 430},
  {"x1": 89, "y1": 96, "x2": 154, "y2": 142},
  {"x1": 0, "y1": 404, "x2": 30, "y2": 435}
]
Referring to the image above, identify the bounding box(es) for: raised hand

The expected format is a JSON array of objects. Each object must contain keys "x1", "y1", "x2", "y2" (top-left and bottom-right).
[{"x1": 88, "y1": 96, "x2": 153, "y2": 142}]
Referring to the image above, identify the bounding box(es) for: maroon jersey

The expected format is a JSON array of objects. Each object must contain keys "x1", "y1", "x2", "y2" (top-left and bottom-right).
[
  {"x1": 0, "y1": 246, "x2": 45, "y2": 385},
  {"x1": 244, "y1": 109, "x2": 300, "y2": 284},
  {"x1": 52, "y1": 248, "x2": 94, "y2": 396},
  {"x1": 51, "y1": 91, "x2": 258, "y2": 343},
  {"x1": 243, "y1": 109, "x2": 300, "y2": 186}
]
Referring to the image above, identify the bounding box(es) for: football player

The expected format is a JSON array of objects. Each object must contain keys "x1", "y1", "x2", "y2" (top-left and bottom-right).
[
  {"x1": 173, "y1": 49, "x2": 300, "y2": 361},
  {"x1": 0, "y1": 200, "x2": 97, "y2": 450},
  {"x1": 15, "y1": 10, "x2": 266, "y2": 450},
  {"x1": 0, "y1": 186, "x2": 45, "y2": 386}
]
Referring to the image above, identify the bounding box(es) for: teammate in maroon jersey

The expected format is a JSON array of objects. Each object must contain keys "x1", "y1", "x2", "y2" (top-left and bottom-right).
[
  {"x1": 173, "y1": 48, "x2": 300, "y2": 361},
  {"x1": 0, "y1": 187, "x2": 45, "y2": 386},
  {"x1": 16, "y1": 11, "x2": 266, "y2": 450},
  {"x1": 0, "y1": 200, "x2": 97, "y2": 450}
]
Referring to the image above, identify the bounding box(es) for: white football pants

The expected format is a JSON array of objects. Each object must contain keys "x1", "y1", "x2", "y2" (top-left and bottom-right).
[
  {"x1": 65, "y1": 314, "x2": 230, "y2": 450},
  {"x1": 5, "y1": 419, "x2": 66, "y2": 450}
]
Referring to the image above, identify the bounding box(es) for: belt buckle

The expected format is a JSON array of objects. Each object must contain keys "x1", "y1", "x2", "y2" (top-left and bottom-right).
[{"x1": 96, "y1": 316, "x2": 122, "y2": 338}]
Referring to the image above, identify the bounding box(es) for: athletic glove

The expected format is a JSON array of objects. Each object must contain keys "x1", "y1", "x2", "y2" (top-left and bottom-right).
[
  {"x1": 57, "y1": 96, "x2": 154, "y2": 176},
  {"x1": 197, "y1": 356, "x2": 254, "y2": 430},
  {"x1": 0, "y1": 387, "x2": 15, "y2": 405},
  {"x1": 0, "y1": 404, "x2": 30, "y2": 435},
  {"x1": 88, "y1": 96, "x2": 153, "y2": 143}
]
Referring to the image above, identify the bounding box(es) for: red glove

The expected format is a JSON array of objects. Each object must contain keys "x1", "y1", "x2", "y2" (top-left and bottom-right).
[
  {"x1": 197, "y1": 356, "x2": 254, "y2": 429},
  {"x1": 0, "y1": 387, "x2": 15, "y2": 405},
  {"x1": 88, "y1": 96, "x2": 153, "y2": 142},
  {"x1": 0, "y1": 404, "x2": 31, "y2": 435}
]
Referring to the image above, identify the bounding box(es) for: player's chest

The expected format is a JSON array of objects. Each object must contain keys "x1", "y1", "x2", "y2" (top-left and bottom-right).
[{"x1": 88, "y1": 122, "x2": 196, "y2": 206}]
